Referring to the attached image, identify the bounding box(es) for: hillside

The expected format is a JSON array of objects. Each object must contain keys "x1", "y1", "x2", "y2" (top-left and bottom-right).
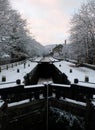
[{"x1": 0, "y1": 0, "x2": 45, "y2": 63}]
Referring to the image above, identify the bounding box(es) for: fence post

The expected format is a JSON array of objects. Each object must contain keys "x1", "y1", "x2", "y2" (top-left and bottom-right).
[{"x1": 0, "y1": 67, "x2": 1, "y2": 72}]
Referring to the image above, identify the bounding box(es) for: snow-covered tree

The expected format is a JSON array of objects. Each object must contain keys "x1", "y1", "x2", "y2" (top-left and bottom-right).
[
  {"x1": 70, "y1": 0, "x2": 95, "y2": 63},
  {"x1": 0, "y1": 0, "x2": 45, "y2": 63}
]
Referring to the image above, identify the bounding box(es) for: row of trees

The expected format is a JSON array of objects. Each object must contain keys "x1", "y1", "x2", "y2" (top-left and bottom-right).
[
  {"x1": 0, "y1": 0, "x2": 44, "y2": 63},
  {"x1": 45, "y1": 0, "x2": 95, "y2": 64},
  {"x1": 70, "y1": 0, "x2": 95, "y2": 64}
]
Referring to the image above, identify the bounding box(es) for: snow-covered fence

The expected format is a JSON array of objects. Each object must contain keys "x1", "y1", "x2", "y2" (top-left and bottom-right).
[
  {"x1": 0, "y1": 60, "x2": 26, "y2": 71},
  {"x1": 82, "y1": 63, "x2": 95, "y2": 70},
  {"x1": 49, "y1": 83, "x2": 95, "y2": 102},
  {"x1": 0, "y1": 83, "x2": 95, "y2": 130},
  {"x1": 62, "y1": 58, "x2": 77, "y2": 63},
  {"x1": 1, "y1": 82, "x2": 95, "y2": 103},
  {"x1": 65, "y1": 58, "x2": 95, "y2": 70},
  {"x1": 0, "y1": 86, "x2": 94, "y2": 130}
]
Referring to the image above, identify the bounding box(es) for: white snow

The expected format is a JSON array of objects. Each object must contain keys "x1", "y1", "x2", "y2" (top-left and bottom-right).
[
  {"x1": 1, "y1": 54, "x2": 10, "y2": 58},
  {"x1": 54, "y1": 60, "x2": 95, "y2": 88},
  {"x1": 0, "y1": 60, "x2": 38, "y2": 88},
  {"x1": 8, "y1": 99, "x2": 30, "y2": 107},
  {"x1": 49, "y1": 57, "x2": 58, "y2": 62},
  {"x1": 51, "y1": 83, "x2": 70, "y2": 88},
  {"x1": 24, "y1": 84, "x2": 44, "y2": 88},
  {"x1": 0, "y1": 57, "x2": 95, "y2": 89},
  {"x1": 0, "y1": 83, "x2": 23, "y2": 89},
  {"x1": 32, "y1": 56, "x2": 42, "y2": 62},
  {"x1": 60, "y1": 98, "x2": 86, "y2": 107},
  {"x1": 0, "y1": 100, "x2": 5, "y2": 107}
]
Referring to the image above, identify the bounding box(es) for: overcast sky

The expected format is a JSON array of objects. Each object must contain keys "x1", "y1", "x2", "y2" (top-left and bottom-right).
[{"x1": 9, "y1": 0, "x2": 86, "y2": 45}]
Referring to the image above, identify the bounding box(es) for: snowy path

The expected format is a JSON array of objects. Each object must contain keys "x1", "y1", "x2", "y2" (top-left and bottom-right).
[
  {"x1": 0, "y1": 57, "x2": 95, "y2": 89},
  {"x1": 54, "y1": 60, "x2": 95, "y2": 88},
  {"x1": 0, "y1": 60, "x2": 38, "y2": 88}
]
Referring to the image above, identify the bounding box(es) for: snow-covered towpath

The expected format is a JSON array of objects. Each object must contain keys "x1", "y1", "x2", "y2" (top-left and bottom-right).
[
  {"x1": 0, "y1": 57, "x2": 42, "y2": 88},
  {"x1": 54, "y1": 60, "x2": 95, "y2": 88}
]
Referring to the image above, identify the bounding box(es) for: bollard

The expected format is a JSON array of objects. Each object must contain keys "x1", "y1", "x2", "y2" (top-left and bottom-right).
[
  {"x1": 70, "y1": 69, "x2": 72, "y2": 73},
  {"x1": 24, "y1": 63, "x2": 26, "y2": 68},
  {"x1": 6, "y1": 65, "x2": 8, "y2": 70},
  {"x1": 85, "y1": 76, "x2": 89, "y2": 82},
  {"x1": 2, "y1": 76, "x2": 6, "y2": 82},
  {"x1": 17, "y1": 69, "x2": 20, "y2": 73},
  {"x1": 12, "y1": 64, "x2": 13, "y2": 68},
  {"x1": 16, "y1": 79, "x2": 21, "y2": 85},
  {"x1": 74, "y1": 78, "x2": 78, "y2": 84},
  {"x1": 59, "y1": 64, "x2": 61, "y2": 67},
  {"x1": 28, "y1": 64, "x2": 30, "y2": 67}
]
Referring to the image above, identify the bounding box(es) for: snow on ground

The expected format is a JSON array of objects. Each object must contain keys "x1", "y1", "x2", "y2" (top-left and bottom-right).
[
  {"x1": 30, "y1": 56, "x2": 42, "y2": 62},
  {"x1": 39, "y1": 56, "x2": 58, "y2": 62},
  {"x1": 49, "y1": 57, "x2": 59, "y2": 62},
  {"x1": 0, "y1": 60, "x2": 38, "y2": 88},
  {"x1": 0, "y1": 57, "x2": 95, "y2": 89},
  {"x1": 41, "y1": 57, "x2": 51, "y2": 62},
  {"x1": 54, "y1": 60, "x2": 95, "y2": 88}
]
